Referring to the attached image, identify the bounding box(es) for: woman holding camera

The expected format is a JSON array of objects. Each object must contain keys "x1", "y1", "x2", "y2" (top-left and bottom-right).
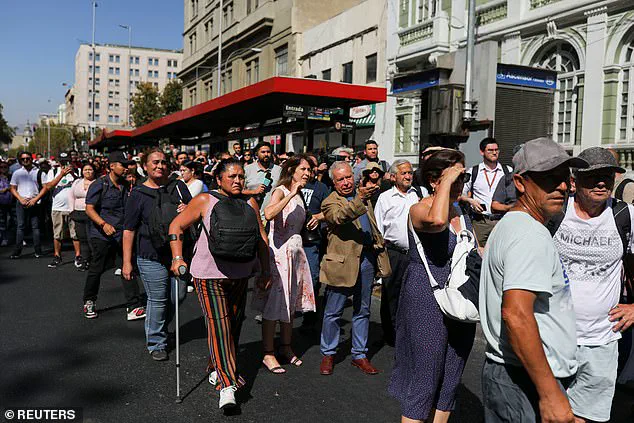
[
  {"x1": 389, "y1": 149, "x2": 477, "y2": 423},
  {"x1": 255, "y1": 154, "x2": 316, "y2": 374}
]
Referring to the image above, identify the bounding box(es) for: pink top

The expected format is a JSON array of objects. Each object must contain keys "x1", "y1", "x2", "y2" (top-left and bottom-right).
[
  {"x1": 68, "y1": 178, "x2": 94, "y2": 211},
  {"x1": 190, "y1": 193, "x2": 260, "y2": 280}
]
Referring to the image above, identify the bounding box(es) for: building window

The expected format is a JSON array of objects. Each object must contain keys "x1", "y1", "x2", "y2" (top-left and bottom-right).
[
  {"x1": 115, "y1": 67, "x2": 120, "y2": 75},
  {"x1": 154, "y1": 70, "x2": 159, "y2": 78},
  {"x1": 172, "y1": 59, "x2": 178, "y2": 67},
  {"x1": 395, "y1": 109, "x2": 413, "y2": 153},
  {"x1": 109, "y1": 54, "x2": 114, "y2": 62},
  {"x1": 190, "y1": 0, "x2": 199, "y2": 18},
  {"x1": 222, "y1": 70, "x2": 232, "y2": 94},
  {"x1": 616, "y1": 39, "x2": 634, "y2": 142},
  {"x1": 189, "y1": 87, "x2": 197, "y2": 106},
  {"x1": 275, "y1": 45, "x2": 288, "y2": 76},
  {"x1": 154, "y1": 82, "x2": 159, "y2": 88},
  {"x1": 223, "y1": 3, "x2": 233, "y2": 28},
  {"x1": 246, "y1": 58, "x2": 259, "y2": 85},
  {"x1": 189, "y1": 32, "x2": 197, "y2": 54},
  {"x1": 203, "y1": 78, "x2": 212, "y2": 101},
  {"x1": 204, "y1": 19, "x2": 214, "y2": 41},
  {"x1": 366, "y1": 53, "x2": 377, "y2": 83},
  {"x1": 95, "y1": 53, "x2": 100, "y2": 61},
  {"x1": 533, "y1": 42, "x2": 582, "y2": 144},
  {"x1": 342, "y1": 61, "x2": 353, "y2": 83},
  {"x1": 115, "y1": 55, "x2": 120, "y2": 63},
  {"x1": 95, "y1": 102, "x2": 100, "y2": 109},
  {"x1": 322, "y1": 69, "x2": 331, "y2": 81}
]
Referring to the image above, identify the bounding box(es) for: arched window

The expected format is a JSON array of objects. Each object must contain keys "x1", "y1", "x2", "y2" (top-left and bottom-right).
[
  {"x1": 532, "y1": 42, "x2": 582, "y2": 144},
  {"x1": 617, "y1": 36, "x2": 634, "y2": 142}
]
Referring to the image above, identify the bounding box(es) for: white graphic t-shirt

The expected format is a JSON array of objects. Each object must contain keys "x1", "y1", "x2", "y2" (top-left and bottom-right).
[
  {"x1": 553, "y1": 197, "x2": 634, "y2": 346},
  {"x1": 45, "y1": 170, "x2": 75, "y2": 212}
]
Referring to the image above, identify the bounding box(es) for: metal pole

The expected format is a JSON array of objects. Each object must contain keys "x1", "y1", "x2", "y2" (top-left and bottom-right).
[
  {"x1": 47, "y1": 119, "x2": 51, "y2": 158},
  {"x1": 463, "y1": 0, "x2": 476, "y2": 122},
  {"x1": 217, "y1": 0, "x2": 223, "y2": 96},
  {"x1": 91, "y1": 1, "x2": 97, "y2": 140},
  {"x1": 127, "y1": 25, "x2": 131, "y2": 127}
]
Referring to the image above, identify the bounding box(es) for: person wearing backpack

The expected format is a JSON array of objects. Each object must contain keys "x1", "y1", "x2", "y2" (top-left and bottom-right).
[
  {"x1": 388, "y1": 149, "x2": 477, "y2": 423},
  {"x1": 169, "y1": 158, "x2": 270, "y2": 410},
  {"x1": 122, "y1": 148, "x2": 192, "y2": 361},
  {"x1": 479, "y1": 138, "x2": 588, "y2": 423},
  {"x1": 82, "y1": 151, "x2": 145, "y2": 321},
  {"x1": 460, "y1": 138, "x2": 513, "y2": 246},
  {"x1": 549, "y1": 147, "x2": 634, "y2": 423}
]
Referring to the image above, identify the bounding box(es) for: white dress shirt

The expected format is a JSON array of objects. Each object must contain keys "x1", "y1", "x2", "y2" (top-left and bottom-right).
[
  {"x1": 462, "y1": 162, "x2": 512, "y2": 215},
  {"x1": 374, "y1": 186, "x2": 420, "y2": 250}
]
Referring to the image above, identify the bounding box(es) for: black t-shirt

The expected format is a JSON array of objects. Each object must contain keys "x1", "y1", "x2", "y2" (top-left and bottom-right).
[
  {"x1": 123, "y1": 180, "x2": 192, "y2": 262},
  {"x1": 301, "y1": 179, "x2": 331, "y2": 216}
]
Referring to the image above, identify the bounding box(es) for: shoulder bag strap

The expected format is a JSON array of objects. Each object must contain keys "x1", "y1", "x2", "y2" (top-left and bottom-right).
[
  {"x1": 470, "y1": 165, "x2": 479, "y2": 191},
  {"x1": 408, "y1": 217, "x2": 440, "y2": 289},
  {"x1": 615, "y1": 178, "x2": 634, "y2": 202}
]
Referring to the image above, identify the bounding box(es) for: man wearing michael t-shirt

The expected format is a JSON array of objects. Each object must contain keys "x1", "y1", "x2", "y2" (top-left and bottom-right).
[{"x1": 551, "y1": 147, "x2": 634, "y2": 423}]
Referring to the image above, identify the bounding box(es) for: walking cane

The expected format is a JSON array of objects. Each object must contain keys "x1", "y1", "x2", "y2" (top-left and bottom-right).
[{"x1": 175, "y1": 265, "x2": 187, "y2": 404}]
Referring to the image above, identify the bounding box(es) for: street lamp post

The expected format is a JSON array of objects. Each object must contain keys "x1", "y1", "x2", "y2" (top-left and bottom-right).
[
  {"x1": 90, "y1": 1, "x2": 98, "y2": 141},
  {"x1": 217, "y1": 0, "x2": 223, "y2": 96},
  {"x1": 118, "y1": 24, "x2": 131, "y2": 127},
  {"x1": 219, "y1": 47, "x2": 261, "y2": 94}
]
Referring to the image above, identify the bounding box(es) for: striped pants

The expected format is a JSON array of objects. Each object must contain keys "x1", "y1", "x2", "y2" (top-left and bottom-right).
[{"x1": 193, "y1": 277, "x2": 248, "y2": 390}]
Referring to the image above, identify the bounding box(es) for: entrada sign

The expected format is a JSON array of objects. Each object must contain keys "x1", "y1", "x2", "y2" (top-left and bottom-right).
[
  {"x1": 496, "y1": 64, "x2": 557, "y2": 90},
  {"x1": 283, "y1": 104, "x2": 331, "y2": 121}
]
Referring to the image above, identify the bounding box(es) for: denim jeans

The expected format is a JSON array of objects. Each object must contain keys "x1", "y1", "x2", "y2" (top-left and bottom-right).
[
  {"x1": 320, "y1": 252, "x2": 375, "y2": 359},
  {"x1": 15, "y1": 203, "x2": 41, "y2": 254},
  {"x1": 302, "y1": 243, "x2": 322, "y2": 326},
  {"x1": 136, "y1": 257, "x2": 186, "y2": 352}
]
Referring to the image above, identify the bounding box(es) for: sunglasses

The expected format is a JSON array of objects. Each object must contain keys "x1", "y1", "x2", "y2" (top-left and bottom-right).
[{"x1": 20, "y1": 157, "x2": 32, "y2": 162}]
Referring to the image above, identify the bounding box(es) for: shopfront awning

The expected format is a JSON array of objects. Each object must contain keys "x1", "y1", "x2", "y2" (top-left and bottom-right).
[{"x1": 89, "y1": 76, "x2": 386, "y2": 150}]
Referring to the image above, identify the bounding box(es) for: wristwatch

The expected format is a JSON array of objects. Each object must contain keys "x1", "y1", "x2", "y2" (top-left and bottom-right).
[
  {"x1": 172, "y1": 256, "x2": 184, "y2": 263},
  {"x1": 168, "y1": 234, "x2": 184, "y2": 242}
]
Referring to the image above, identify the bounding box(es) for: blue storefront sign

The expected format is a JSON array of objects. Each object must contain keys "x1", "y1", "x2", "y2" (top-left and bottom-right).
[
  {"x1": 496, "y1": 64, "x2": 557, "y2": 90},
  {"x1": 392, "y1": 69, "x2": 440, "y2": 94}
]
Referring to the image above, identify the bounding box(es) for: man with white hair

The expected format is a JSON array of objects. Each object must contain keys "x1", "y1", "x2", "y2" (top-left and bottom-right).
[
  {"x1": 374, "y1": 159, "x2": 421, "y2": 345},
  {"x1": 319, "y1": 161, "x2": 391, "y2": 376}
]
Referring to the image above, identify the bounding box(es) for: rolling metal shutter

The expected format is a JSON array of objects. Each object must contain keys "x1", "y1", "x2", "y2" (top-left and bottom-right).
[{"x1": 494, "y1": 86, "x2": 554, "y2": 166}]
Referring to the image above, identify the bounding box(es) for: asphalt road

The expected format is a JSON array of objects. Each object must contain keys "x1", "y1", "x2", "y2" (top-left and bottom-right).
[{"x1": 1, "y1": 244, "x2": 632, "y2": 423}]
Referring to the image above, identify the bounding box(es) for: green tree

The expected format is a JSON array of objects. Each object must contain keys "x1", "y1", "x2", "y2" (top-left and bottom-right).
[
  {"x1": 29, "y1": 123, "x2": 74, "y2": 157},
  {"x1": 130, "y1": 82, "x2": 161, "y2": 127},
  {"x1": 160, "y1": 79, "x2": 183, "y2": 115},
  {"x1": 0, "y1": 103, "x2": 16, "y2": 146}
]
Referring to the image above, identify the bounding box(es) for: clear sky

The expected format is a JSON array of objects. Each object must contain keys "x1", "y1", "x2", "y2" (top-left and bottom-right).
[{"x1": 0, "y1": 0, "x2": 183, "y2": 127}]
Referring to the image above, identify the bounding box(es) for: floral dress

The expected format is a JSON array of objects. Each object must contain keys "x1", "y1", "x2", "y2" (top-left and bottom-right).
[{"x1": 253, "y1": 186, "x2": 316, "y2": 322}]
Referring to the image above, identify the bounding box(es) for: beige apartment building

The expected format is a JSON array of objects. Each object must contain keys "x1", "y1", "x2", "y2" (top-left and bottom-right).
[
  {"x1": 68, "y1": 43, "x2": 182, "y2": 131},
  {"x1": 180, "y1": 0, "x2": 366, "y2": 109}
]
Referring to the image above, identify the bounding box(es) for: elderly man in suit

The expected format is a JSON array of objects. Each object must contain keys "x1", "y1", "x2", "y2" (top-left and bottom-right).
[{"x1": 319, "y1": 161, "x2": 391, "y2": 376}]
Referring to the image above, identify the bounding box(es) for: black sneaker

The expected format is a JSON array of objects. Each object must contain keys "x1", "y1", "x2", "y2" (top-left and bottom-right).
[
  {"x1": 77, "y1": 261, "x2": 88, "y2": 272},
  {"x1": 150, "y1": 350, "x2": 168, "y2": 361},
  {"x1": 9, "y1": 250, "x2": 21, "y2": 259},
  {"x1": 48, "y1": 256, "x2": 62, "y2": 268},
  {"x1": 74, "y1": 255, "x2": 83, "y2": 268},
  {"x1": 83, "y1": 300, "x2": 98, "y2": 319},
  {"x1": 34, "y1": 252, "x2": 44, "y2": 258}
]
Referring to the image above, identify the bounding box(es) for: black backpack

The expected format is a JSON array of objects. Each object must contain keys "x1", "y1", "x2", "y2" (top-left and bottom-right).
[
  {"x1": 202, "y1": 191, "x2": 260, "y2": 262},
  {"x1": 143, "y1": 179, "x2": 186, "y2": 251}
]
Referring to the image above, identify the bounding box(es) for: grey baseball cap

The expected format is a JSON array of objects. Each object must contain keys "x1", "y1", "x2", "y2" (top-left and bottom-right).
[
  {"x1": 512, "y1": 137, "x2": 588, "y2": 174},
  {"x1": 574, "y1": 147, "x2": 625, "y2": 173}
]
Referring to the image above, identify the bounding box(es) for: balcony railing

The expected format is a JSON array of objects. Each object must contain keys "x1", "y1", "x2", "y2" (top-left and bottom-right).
[
  {"x1": 530, "y1": 0, "x2": 562, "y2": 9},
  {"x1": 613, "y1": 147, "x2": 634, "y2": 171},
  {"x1": 477, "y1": 0, "x2": 508, "y2": 26},
  {"x1": 398, "y1": 20, "x2": 434, "y2": 47}
]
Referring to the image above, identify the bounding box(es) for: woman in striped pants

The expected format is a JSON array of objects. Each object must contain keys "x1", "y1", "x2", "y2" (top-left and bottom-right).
[{"x1": 170, "y1": 159, "x2": 270, "y2": 410}]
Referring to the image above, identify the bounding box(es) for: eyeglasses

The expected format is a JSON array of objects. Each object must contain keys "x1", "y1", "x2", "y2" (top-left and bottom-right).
[{"x1": 20, "y1": 157, "x2": 32, "y2": 162}]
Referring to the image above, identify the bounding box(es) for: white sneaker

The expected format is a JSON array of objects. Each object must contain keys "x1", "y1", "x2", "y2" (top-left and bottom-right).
[
  {"x1": 208, "y1": 370, "x2": 218, "y2": 386},
  {"x1": 219, "y1": 385, "x2": 237, "y2": 409},
  {"x1": 187, "y1": 285, "x2": 194, "y2": 293},
  {"x1": 254, "y1": 313, "x2": 263, "y2": 323},
  {"x1": 114, "y1": 268, "x2": 122, "y2": 276}
]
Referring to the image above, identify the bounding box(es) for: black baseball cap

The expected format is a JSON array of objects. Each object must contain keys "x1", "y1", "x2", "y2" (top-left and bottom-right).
[
  {"x1": 108, "y1": 151, "x2": 134, "y2": 166},
  {"x1": 575, "y1": 147, "x2": 626, "y2": 174}
]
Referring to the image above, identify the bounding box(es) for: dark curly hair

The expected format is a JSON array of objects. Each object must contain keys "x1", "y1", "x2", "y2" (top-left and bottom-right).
[{"x1": 420, "y1": 149, "x2": 465, "y2": 192}]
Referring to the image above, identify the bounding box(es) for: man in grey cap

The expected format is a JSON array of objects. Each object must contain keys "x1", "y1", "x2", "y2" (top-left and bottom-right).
[
  {"x1": 547, "y1": 146, "x2": 634, "y2": 422},
  {"x1": 480, "y1": 137, "x2": 588, "y2": 423}
]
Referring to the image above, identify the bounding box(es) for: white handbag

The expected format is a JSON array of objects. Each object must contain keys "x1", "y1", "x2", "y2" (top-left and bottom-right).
[{"x1": 409, "y1": 214, "x2": 480, "y2": 323}]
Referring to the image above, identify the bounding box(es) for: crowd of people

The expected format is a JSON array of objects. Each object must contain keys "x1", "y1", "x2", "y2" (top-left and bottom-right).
[{"x1": 2, "y1": 136, "x2": 634, "y2": 421}]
